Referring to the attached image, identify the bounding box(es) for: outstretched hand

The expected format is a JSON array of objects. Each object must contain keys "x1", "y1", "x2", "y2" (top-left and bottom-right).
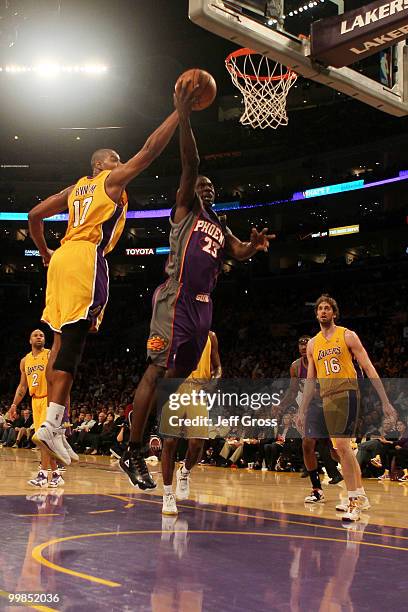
[
  {"x1": 174, "y1": 79, "x2": 199, "y2": 118},
  {"x1": 249, "y1": 227, "x2": 275, "y2": 252}
]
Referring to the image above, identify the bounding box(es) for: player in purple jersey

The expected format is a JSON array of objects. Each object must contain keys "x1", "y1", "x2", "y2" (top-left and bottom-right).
[{"x1": 120, "y1": 79, "x2": 274, "y2": 491}]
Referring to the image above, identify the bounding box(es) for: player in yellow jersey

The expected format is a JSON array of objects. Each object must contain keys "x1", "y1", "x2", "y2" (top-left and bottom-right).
[
  {"x1": 9, "y1": 329, "x2": 66, "y2": 487},
  {"x1": 27, "y1": 108, "x2": 180, "y2": 465},
  {"x1": 159, "y1": 330, "x2": 222, "y2": 515},
  {"x1": 298, "y1": 294, "x2": 397, "y2": 522}
]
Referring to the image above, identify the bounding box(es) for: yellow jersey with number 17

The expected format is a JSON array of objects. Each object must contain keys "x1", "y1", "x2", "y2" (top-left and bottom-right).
[
  {"x1": 313, "y1": 326, "x2": 359, "y2": 398},
  {"x1": 24, "y1": 349, "x2": 50, "y2": 398},
  {"x1": 61, "y1": 169, "x2": 128, "y2": 255}
]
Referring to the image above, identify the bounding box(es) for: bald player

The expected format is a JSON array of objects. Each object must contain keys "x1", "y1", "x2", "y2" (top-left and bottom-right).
[
  {"x1": 9, "y1": 329, "x2": 66, "y2": 487},
  {"x1": 28, "y1": 108, "x2": 180, "y2": 465}
]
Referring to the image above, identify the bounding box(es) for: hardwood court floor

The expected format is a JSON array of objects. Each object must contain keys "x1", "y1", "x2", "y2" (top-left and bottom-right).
[
  {"x1": 1, "y1": 448, "x2": 407, "y2": 528},
  {"x1": 1, "y1": 448, "x2": 407, "y2": 612}
]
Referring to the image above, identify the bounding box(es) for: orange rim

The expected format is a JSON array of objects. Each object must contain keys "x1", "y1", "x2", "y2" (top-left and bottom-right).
[{"x1": 225, "y1": 48, "x2": 297, "y2": 82}]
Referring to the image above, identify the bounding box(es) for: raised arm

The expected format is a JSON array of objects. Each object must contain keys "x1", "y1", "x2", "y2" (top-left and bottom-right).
[
  {"x1": 345, "y1": 330, "x2": 397, "y2": 422},
  {"x1": 225, "y1": 227, "x2": 275, "y2": 261},
  {"x1": 28, "y1": 186, "x2": 73, "y2": 266},
  {"x1": 10, "y1": 358, "x2": 28, "y2": 418},
  {"x1": 105, "y1": 111, "x2": 179, "y2": 200},
  {"x1": 173, "y1": 81, "x2": 201, "y2": 224},
  {"x1": 209, "y1": 331, "x2": 222, "y2": 379}
]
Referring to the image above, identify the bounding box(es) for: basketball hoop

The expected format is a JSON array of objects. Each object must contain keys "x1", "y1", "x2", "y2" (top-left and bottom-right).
[{"x1": 225, "y1": 48, "x2": 297, "y2": 130}]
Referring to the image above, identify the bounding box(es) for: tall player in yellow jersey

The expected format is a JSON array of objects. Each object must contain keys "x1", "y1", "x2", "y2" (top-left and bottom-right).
[
  {"x1": 160, "y1": 330, "x2": 222, "y2": 515},
  {"x1": 298, "y1": 294, "x2": 396, "y2": 522},
  {"x1": 9, "y1": 329, "x2": 62, "y2": 487},
  {"x1": 28, "y1": 108, "x2": 180, "y2": 465}
]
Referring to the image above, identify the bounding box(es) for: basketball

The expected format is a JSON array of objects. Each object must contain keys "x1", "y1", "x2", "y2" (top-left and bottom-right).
[{"x1": 175, "y1": 68, "x2": 217, "y2": 111}]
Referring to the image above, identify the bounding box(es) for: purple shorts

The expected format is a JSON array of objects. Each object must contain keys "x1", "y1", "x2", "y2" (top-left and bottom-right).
[{"x1": 147, "y1": 281, "x2": 212, "y2": 371}]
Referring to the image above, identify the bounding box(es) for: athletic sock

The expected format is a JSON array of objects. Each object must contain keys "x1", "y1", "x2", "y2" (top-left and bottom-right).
[
  {"x1": 356, "y1": 487, "x2": 366, "y2": 496},
  {"x1": 181, "y1": 465, "x2": 190, "y2": 476},
  {"x1": 45, "y1": 402, "x2": 65, "y2": 428},
  {"x1": 308, "y1": 469, "x2": 322, "y2": 490},
  {"x1": 348, "y1": 490, "x2": 358, "y2": 500},
  {"x1": 163, "y1": 485, "x2": 173, "y2": 495}
]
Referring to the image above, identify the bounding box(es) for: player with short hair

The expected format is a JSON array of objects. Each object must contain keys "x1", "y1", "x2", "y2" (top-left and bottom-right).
[
  {"x1": 9, "y1": 329, "x2": 71, "y2": 487},
  {"x1": 120, "y1": 80, "x2": 273, "y2": 490},
  {"x1": 298, "y1": 294, "x2": 397, "y2": 522},
  {"x1": 280, "y1": 334, "x2": 343, "y2": 503},
  {"x1": 28, "y1": 109, "x2": 180, "y2": 465}
]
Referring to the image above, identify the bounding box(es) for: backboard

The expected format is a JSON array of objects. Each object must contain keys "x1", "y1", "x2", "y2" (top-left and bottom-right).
[{"x1": 189, "y1": 0, "x2": 408, "y2": 116}]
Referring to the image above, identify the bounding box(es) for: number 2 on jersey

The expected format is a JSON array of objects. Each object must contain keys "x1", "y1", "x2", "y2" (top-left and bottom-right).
[
  {"x1": 32, "y1": 373, "x2": 39, "y2": 387},
  {"x1": 73, "y1": 196, "x2": 93, "y2": 228}
]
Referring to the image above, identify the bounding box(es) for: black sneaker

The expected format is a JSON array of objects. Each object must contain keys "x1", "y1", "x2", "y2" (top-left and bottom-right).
[
  {"x1": 329, "y1": 472, "x2": 344, "y2": 485},
  {"x1": 300, "y1": 470, "x2": 309, "y2": 478},
  {"x1": 119, "y1": 448, "x2": 157, "y2": 490}
]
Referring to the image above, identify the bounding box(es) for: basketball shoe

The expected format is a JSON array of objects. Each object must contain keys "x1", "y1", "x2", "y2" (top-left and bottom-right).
[
  {"x1": 162, "y1": 493, "x2": 178, "y2": 516},
  {"x1": 336, "y1": 495, "x2": 370, "y2": 512},
  {"x1": 58, "y1": 428, "x2": 79, "y2": 462},
  {"x1": 119, "y1": 447, "x2": 157, "y2": 490},
  {"x1": 304, "y1": 489, "x2": 325, "y2": 503},
  {"x1": 48, "y1": 471, "x2": 65, "y2": 488},
  {"x1": 28, "y1": 470, "x2": 48, "y2": 488},
  {"x1": 33, "y1": 424, "x2": 71, "y2": 466},
  {"x1": 176, "y1": 465, "x2": 190, "y2": 500},
  {"x1": 341, "y1": 499, "x2": 361, "y2": 522}
]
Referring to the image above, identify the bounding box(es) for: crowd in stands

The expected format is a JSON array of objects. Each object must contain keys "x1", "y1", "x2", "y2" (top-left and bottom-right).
[{"x1": 0, "y1": 253, "x2": 407, "y2": 481}]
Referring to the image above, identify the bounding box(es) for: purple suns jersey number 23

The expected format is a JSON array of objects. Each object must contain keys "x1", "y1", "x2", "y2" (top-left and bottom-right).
[{"x1": 166, "y1": 204, "x2": 226, "y2": 295}]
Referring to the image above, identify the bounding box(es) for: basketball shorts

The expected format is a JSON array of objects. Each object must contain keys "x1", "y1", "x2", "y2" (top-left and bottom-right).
[
  {"x1": 159, "y1": 379, "x2": 209, "y2": 439},
  {"x1": 42, "y1": 241, "x2": 109, "y2": 333},
  {"x1": 322, "y1": 390, "x2": 360, "y2": 438},
  {"x1": 147, "y1": 281, "x2": 212, "y2": 371},
  {"x1": 32, "y1": 396, "x2": 48, "y2": 432},
  {"x1": 304, "y1": 400, "x2": 330, "y2": 439}
]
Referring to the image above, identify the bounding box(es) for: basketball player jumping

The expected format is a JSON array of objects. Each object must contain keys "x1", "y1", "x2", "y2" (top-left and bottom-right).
[
  {"x1": 279, "y1": 334, "x2": 343, "y2": 503},
  {"x1": 28, "y1": 108, "x2": 180, "y2": 465},
  {"x1": 120, "y1": 80, "x2": 274, "y2": 491},
  {"x1": 9, "y1": 329, "x2": 74, "y2": 487},
  {"x1": 160, "y1": 330, "x2": 222, "y2": 515},
  {"x1": 297, "y1": 294, "x2": 397, "y2": 522}
]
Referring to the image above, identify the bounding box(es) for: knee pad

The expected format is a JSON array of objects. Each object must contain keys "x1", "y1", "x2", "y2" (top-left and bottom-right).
[{"x1": 53, "y1": 320, "x2": 90, "y2": 377}]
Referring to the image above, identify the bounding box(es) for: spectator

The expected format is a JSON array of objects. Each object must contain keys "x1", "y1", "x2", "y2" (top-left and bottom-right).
[{"x1": 264, "y1": 414, "x2": 301, "y2": 471}]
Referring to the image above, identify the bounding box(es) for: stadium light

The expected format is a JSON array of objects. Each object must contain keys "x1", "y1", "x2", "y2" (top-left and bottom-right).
[{"x1": 1, "y1": 64, "x2": 108, "y2": 77}]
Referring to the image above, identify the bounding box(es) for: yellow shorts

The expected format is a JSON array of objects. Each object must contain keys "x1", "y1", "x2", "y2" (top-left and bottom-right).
[
  {"x1": 323, "y1": 390, "x2": 360, "y2": 438},
  {"x1": 32, "y1": 397, "x2": 48, "y2": 432},
  {"x1": 42, "y1": 241, "x2": 109, "y2": 333},
  {"x1": 160, "y1": 380, "x2": 209, "y2": 439}
]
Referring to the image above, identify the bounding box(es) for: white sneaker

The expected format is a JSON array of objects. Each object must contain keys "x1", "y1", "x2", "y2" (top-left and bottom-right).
[
  {"x1": 304, "y1": 489, "x2": 325, "y2": 504},
  {"x1": 176, "y1": 466, "x2": 190, "y2": 501},
  {"x1": 48, "y1": 472, "x2": 65, "y2": 488},
  {"x1": 336, "y1": 495, "x2": 371, "y2": 512},
  {"x1": 342, "y1": 500, "x2": 361, "y2": 522},
  {"x1": 28, "y1": 471, "x2": 48, "y2": 488},
  {"x1": 58, "y1": 428, "x2": 79, "y2": 462},
  {"x1": 162, "y1": 493, "x2": 178, "y2": 515},
  {"x1": 33, "y1": 424, "x2": 71, "y2": 466}
]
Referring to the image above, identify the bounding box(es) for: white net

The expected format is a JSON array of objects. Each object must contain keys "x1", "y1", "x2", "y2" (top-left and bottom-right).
[{"x1": 225, "y1": 49, "x2": 297, "y2": 129}]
